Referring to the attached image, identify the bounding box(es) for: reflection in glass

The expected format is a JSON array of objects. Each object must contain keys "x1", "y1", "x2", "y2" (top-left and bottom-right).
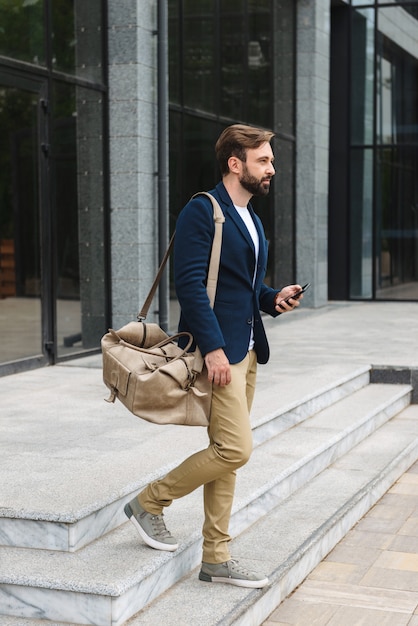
[
  {"x1": 0, "y1": 86, "x2": 42, "y2": 362},
  {"x1": 182, "y1": 115, "x2": 218, "y2": 203},
  {"x1": 248, "y1": 2, "x2": 271, "y2": 125},
  {"x1": 274, "y1": 1, "x2": 295, "y2": 137},
  {"x1": 351, "y1": 9, "x2": 375, "y2": 146},
  {"x1": 376, "y1": 148, "x2": 418, "y2": 299},
  {"x1": 272, "y1": 136, "x2": 294, "y2": 284},
  {"x1": 377, "y1": 7, "x2": 418, "y2": 145},
  {"x1": 171, "y1": 0, "x2": 273, "y2": 126},
  {"x1": 169, "y1": 112, "x2": 219, "y2": 223},
  {"x1": 0, "y1": 0, "x2": 44, "y2": 65},
  {"x1": 220, "y1": 0, "x2": 271, "y2": 125},
  {"x1": 350, "y1": 149, "x2": 373, "y2": 299},
  {"x1": 51, "y1": 0, "x2": 103, "y2": 82},
  {"x1": 52, "y1": 82, "x2": 106, "y2": 356},
  {"x1": 183, "y1": 5, "x2": 216, "y2": 112},
  {"x1": 378, "y1": 0, "x2": 418, "y2": 14},
  {"x1": 374, "y1": 5, "x2": 418, "y2": 299},
  {"x1": 220, "y1": 7, "x2": 246, "y2": 119}
]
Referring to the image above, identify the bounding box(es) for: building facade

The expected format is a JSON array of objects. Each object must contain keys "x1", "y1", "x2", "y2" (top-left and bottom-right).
[{"x1": 0, "y1": 0, "x2": 417, "y2": 375}]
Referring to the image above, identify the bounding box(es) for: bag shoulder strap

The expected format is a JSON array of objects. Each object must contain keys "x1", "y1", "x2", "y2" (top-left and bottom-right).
[
  {"x1": 192, "y1": 192, "x2": 225, "y2": 308},
  {"x1": 138, "y1": 192, "x2": 225, "y2": 320}
]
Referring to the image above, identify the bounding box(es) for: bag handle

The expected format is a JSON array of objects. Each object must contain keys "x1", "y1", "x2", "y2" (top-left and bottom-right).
[
  {"x1": 137, "y1": 192, "x2": 225, "y2": 320},
  {"x1": 109, "y1": 328, "x2": 193, "y2": 355},
  {"x1": 109, "y1": 328, "x2": 194, "y2": 357}
]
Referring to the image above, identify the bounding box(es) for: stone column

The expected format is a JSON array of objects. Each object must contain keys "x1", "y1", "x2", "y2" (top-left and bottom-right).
[
  {"x1": 296, "y1": 0, "x2": 330, "y2": 307},
  {"x1": 107, "y1": 0, "x2": 159, "y2": 329}
]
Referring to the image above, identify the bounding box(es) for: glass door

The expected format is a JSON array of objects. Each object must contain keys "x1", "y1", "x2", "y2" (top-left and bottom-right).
[
  {"x1": 0, "y1": 0, "x2": 108, "y2": 375},
  {"x1": 0, "y1": 73, "x2": 49, "y2": 368}
]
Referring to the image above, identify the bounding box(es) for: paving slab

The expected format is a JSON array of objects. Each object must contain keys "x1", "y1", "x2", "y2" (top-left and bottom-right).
[{"x1": 265, "y1": 453, "x2": 418, "y2": 626}]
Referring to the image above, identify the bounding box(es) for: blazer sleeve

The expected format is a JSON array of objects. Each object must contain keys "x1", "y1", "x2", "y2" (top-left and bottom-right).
[
  {"x1": 259, "y1": 283, "x2": 281, "y2": 317},
  {"x1": 174, "y1": 195, "x2": 226, "y2": 356}
]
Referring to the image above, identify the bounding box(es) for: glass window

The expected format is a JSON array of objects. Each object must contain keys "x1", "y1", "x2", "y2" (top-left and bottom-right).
[
  {"x1": 52, "y1": 81, "x2": 106, "y2": 355},
  {"x1": 378, "y1": 0, "x2": 418, "y2": 5},
  {"x1": 171, "y1": 113, "x2": 219, "y2": 210},
  {"x1": 351, "y1": 8, "x2": 375, "y2": 145},
  {"x1": 219, "y1": 0, "x2": 272, "y2": 124},
  {"x1": 375, "y1": 5, "x2": 418, "y2": 300},
  {"x1": 344, "y1": 2, "x2": 418, "y2": 302},
  {"x1": 220, "y1": 5, "x2": 246, "y2": 119},
  {"x1": 0, "y1": 0, "x2": 45, "y2": 66},
  {"x1": 170, "y1": 0, "x2": 274, "y2": 125},
  {"x1": 0, "y1": 0, "x2": 107, "y2": 370},
  {"x1": 377, "y1": 54, "x2": 395, "y2": 144},
  {"x1": 248, "y1": 2, "x2": 271, "y2": 125},
  {"x1": 376, "y1": 146, "x2": 418, "y2": 299},
  {"x1": 168, "y1": 0, "x2": 294, "y2": 294},
  {"x1": 183, "y1": 5, "x2": 216, "y2": 112},
  {"x1": 271, "y1": 136, "x2": 294, "y2": 284},
  {"x1": 350, "y1": 148, "x2": 374, "y2": 298},
  {"x1": 273, "y1": 0, "x2": 295, "y2": 137},
  {"x1": 0, "y1": 85, "x2": 42, "y2": 362},
  {"x1": 376, "y1": 6, "x2": 418, "y2": 145},
  {"x1": 51, "y1": 0, "x2": 103, "y2": 82}
]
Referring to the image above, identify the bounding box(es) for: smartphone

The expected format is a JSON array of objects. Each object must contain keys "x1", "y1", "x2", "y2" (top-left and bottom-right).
[{"x1": 281, "y1": 282, "x2": 311, "y2": 305}]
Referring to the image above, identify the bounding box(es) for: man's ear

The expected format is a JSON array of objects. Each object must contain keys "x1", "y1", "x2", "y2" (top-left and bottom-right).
[{"x1": 227, "y1": 156, "x2": 241, "y2": 174}]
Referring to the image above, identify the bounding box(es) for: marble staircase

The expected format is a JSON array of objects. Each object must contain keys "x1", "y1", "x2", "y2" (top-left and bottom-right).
[{"x1": 1, "y1": 367, "x2": 418, "y2": 626}]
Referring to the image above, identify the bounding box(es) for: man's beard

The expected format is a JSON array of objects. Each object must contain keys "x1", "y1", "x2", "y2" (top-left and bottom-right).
[{"x1": 239, "y1": 164, "x2": 272, "y2": 197}]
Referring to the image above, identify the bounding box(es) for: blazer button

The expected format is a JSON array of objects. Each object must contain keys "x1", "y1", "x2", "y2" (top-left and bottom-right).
[{"x1": 246, "y1": 319, "x2": 252, "y2": 325}]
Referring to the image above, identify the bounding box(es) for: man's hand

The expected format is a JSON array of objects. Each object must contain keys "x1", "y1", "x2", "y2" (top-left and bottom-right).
[
  {"x1": 204, "y1": 348, "x2": 231, "y2": 386},
  {"x1": 275, "y1": 284, "x2": 303, "y2": 313}
]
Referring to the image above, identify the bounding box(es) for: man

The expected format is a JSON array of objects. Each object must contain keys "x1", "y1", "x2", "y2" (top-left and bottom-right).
[{"x1": 125, "y1": 124, "x2": 302, "y2": 588}]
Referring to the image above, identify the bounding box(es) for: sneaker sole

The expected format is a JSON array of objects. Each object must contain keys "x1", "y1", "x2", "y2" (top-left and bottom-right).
[
  {"x1": 124, "y1": 503, "x2": 178, "y2": 552},
  {"x1": 199, "y1": 571, "x2": 269, "y2": 588}
]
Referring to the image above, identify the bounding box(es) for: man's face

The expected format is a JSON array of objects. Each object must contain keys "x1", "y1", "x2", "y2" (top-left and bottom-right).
[{"x1": 238, "y1": 142, "x2": 275, "y2": 197}]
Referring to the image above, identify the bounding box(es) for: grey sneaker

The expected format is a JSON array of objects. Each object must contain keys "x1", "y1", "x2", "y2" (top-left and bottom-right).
[
  {"x1": 124, "y1": 497, "x2": 178, "y2": 552},
  {"x1": 199, "y1": 559, "x2": 268, "y2": 588}
]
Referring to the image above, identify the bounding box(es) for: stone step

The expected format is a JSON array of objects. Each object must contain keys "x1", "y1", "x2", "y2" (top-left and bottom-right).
[
  {"x1": 133, "y1": 405, "x2": 418, "y2": 626},
  {"x1": 0, "y1": 383, "x2": 411, "y2": 625},
  {"x1": 0, "y1": 365, "x2": 370, "y2": 553},
  {"x1": 230, "y1": 383, "x2": 411, "y2": 539}
]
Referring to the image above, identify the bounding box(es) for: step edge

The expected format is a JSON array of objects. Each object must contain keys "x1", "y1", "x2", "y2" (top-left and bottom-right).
[
  {"x1": 0, "y1": 389, "x2": 413, "y2": 593},
  {"x1": 0, "y1": 385, "x2": 411, "y2": 553},
  {"x1": 2, "y1": 433, "x2": 418, "y2": 626}
]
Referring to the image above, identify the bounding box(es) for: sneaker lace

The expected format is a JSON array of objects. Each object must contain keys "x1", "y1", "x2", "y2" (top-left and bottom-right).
[
  {"x1": 150, "y1": 513, "x2": 172, "y2": 539},
  {"x1": 228, "y1": 559, "x2": 253, "y2": 577}
]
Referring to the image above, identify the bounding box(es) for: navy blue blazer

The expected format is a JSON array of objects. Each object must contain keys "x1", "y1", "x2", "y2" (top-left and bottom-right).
[{"x1": 174, "y1": 182, "x2": 280, "y2": 365}]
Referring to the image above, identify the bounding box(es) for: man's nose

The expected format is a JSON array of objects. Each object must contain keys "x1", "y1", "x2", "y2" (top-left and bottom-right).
[{"x1": 267, "y1": 162, "x2": 275, "y2": 176}]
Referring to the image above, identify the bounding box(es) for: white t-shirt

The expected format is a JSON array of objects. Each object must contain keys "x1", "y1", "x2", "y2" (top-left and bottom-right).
[
  {"x1": 234, "y1": 205, "x2": 260, "y2": 350},
  {"x1": 234, "y1": 205, "x2": 260, "y2": 278}
]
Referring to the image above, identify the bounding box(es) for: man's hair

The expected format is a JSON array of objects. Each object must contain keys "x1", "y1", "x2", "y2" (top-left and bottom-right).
[{"x1": 215, "y1": 124, "x2": 275, "y2": 176}]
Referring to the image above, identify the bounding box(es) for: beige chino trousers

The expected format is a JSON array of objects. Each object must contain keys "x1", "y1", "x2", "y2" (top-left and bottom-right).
[{"x1": 138, "y1": 350, "x2": 257, "y2": 563}]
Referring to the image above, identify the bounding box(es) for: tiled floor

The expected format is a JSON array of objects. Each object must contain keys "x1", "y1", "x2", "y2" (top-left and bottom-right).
[{"x1": 264, "y1": 461, "x2": 418, "y2": 625}]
